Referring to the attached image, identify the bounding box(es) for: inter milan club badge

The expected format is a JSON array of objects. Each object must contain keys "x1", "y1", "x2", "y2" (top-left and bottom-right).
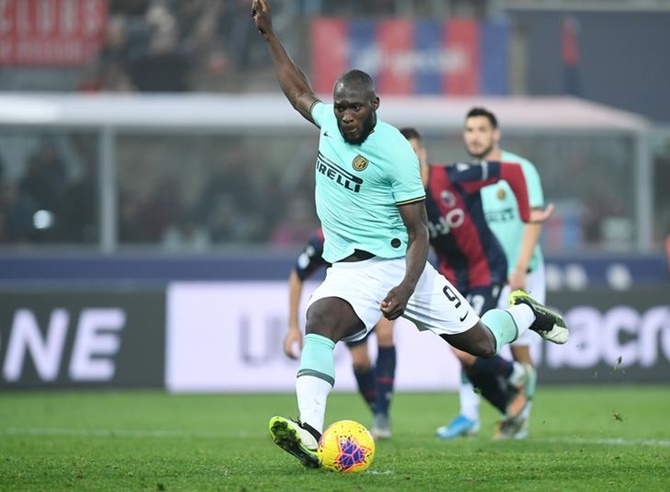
[
  {"x1": 497, "y1": 188, "x2": 506, "y2": 200},
  {"x1": 352, "y1": 155, "x2": 368, "y2": 171}
]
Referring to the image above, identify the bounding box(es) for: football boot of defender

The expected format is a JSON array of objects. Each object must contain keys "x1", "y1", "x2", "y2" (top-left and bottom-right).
[
  {"x1": 435, "y1": 414, "x2": 480, "y2": 440},
  {"x1": 269, "y1": 416, "x2": 321, "y2": 468},
  {"x1": 505, "y1": 364, "x2": 531, "y2": 421},
  {"x1": 497, "y1": 364, "x2": 536, "y2": 440},
  {"x1": 509, "y1": 290, "x2": 569, "y2": 344},
  {"x1": 370, "y1": 414, "x2": 392, "y2": 441}
]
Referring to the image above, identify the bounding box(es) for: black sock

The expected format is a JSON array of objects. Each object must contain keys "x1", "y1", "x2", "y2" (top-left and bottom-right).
[
  {"x1": 354, "y1": 367, "x2": 376, "y2": 413},
  {"x1": 465, "y1": 366, "x2": 508, "y2": 415},
  {"x1": 472, "y1": 355, "x2": 514, "y2": 378},
  {"x1": 374, "y1": 346, "x2": 396, "y2": 417}
]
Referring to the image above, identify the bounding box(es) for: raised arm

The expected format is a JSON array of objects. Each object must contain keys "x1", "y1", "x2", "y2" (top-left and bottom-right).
[
  {"x1": 380, "y1": 201, "x2": 429, "y2": 320},
  {"x1": 252, "y1": 0, "x2": 319, "y2": 124}
]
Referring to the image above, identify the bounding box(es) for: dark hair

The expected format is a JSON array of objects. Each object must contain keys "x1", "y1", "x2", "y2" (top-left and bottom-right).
[
  {"x1": 466, "y1": 107, "x2": 498, "y2": 129},
  {"x1": 399, "y1": 127, "x2": 422, "y2": 141},
  {"x1": 336, "y1": 69, "x2": 376, "y2": 97}
]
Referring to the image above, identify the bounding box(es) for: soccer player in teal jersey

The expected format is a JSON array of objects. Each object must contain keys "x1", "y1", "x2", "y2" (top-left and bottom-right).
[
  {"x1": 285, "y1": 229, "x2": 397, "y2": 440},
  {"x1": 252, "y1": 0, "x2": 568, "y2": 468},
  {"x1": 437, "y1": 107, "x2": 549, "y2": 440}
]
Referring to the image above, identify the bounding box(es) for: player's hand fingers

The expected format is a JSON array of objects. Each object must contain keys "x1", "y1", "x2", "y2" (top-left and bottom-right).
[
  {"x1": 283, "y1": 332, "x2": 302, "y2": 360},
  {"x1": 252, "y1": 0, "x2": 269, "y2": 16},
  {"x1": 530, "y1": 203, "x2": 554, "y2": 223},
  {"x1": 381, "y1": 297, "x2": 405, "y2": 320},
  {"x1": 282, "y1": 339, "x2": 295, "y2": 359}
]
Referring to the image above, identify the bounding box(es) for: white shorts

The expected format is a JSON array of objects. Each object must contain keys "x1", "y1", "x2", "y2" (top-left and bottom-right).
[
  {"x1": 307, "y1": 257, "x2": 480, "y2": 342},
  {"x1": 497, "y1": 262, "x2": 546, "y2": 347}
]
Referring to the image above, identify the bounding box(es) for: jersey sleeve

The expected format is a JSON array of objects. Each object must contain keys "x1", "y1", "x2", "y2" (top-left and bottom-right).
[
  {"x1": 388, "y1": 136, "x2": 425, "y2": 205},
  {"x1": 293, "y1": 231, "x2": 329, "y2": 281},
  {"x1": 451, "y1": 161, "x2": 501, "y2": 192},
  {"x1": 310, "y1": 101, "x2": 329, "y2": 129},
  {"x1": 521, "y1": 161, "x2": 544, "y2": 208},
  {"x1": 499, "y1": 162, "x2": 531, "y2": 222}
]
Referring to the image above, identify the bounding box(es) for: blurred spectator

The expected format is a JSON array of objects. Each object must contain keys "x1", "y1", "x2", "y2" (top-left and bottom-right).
[
  {"x1": 581, "y1": 178, "x2": 626, "y2": 246},
  {"x1": 79, "y1": 15, "x2": 137, "y2": 92},
  {"x1": 111, "y1": 0, "x2": 152, "y2": 16},
  {"x1": 1, "y1": 182, "x2": 40, "y2": 244},
  {"x1": 118, "y1": 189, "x2": 147, "y2": 244},
  {"x1": 161, "y1": 208, "x2": 212, "y2": 251},
  {"x1": 270, "y1": 195, "x2": 318, "y2": 247},
  {"x1": 19, "y1": 147, "x2": 66, "y2": 213},
  {"x1": 125, "y1": 1, "x2": 191, "y2": 92},
  {"x1": 56, "y1": 157, "x2": 98, "y2": 243},
  {"x1": 223, "y1": 0, "x2": 258, "y2": 69},
  {"x1": 138, "y1": 176, "x2": 184, "y2": 241},
  {"x1": 196, "y1": 147, "x2": 267, "y2": 242}
]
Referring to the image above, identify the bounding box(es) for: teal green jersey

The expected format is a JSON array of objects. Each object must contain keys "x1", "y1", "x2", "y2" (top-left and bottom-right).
[
  {"x1": 480, "y1": 150, "x2": 544, "y2": 274},
  {"x1": 310, "y1": 102, "x2": 425, "y2": 263}
]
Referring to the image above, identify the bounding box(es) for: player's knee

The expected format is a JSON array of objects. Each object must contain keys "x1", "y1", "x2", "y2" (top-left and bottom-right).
[
  {"x1": 477, "y1": 343, "x2": 496, "y2": 359},
  {"x1": 349, "y1": 346, "x2": 371, "y2": 372}
]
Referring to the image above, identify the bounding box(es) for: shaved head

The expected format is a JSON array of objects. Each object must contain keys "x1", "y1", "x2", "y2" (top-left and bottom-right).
[{"x1": 333, "y1": 70, "x2": 376, "y2": 100}]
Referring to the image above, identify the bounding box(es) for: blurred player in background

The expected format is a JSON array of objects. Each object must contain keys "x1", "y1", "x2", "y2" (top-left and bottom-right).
[
  {"x1": 252, "y1": 0, "x2": 567, "y2": 469},
  {"x1": 437, "y1": 107, "x2": 549, "y2": 440},
  {"x1": 285, "y1": 228, "x2": 396, "y2": 440},
  {"x1": 400, "y1": 128, "x2": 545, "y2": 440}
]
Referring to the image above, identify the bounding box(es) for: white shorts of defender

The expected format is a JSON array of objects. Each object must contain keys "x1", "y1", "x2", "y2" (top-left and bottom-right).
[{"x1": 306, "y1": 257, "x2": 480, "y2": 343}]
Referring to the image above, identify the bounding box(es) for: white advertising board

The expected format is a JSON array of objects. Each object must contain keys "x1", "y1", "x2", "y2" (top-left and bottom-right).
[{"x1": 166, "y1": 282, "x2": 461, "y2": 393}]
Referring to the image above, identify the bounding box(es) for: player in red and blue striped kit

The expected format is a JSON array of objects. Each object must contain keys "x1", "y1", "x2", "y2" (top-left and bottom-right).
[{"x1": 402, "y1": 127, "x2": 551, "y2": 438}]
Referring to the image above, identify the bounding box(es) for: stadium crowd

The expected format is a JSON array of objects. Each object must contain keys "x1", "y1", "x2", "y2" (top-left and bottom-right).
[{"x1": 0, "y1": 0, "x2": 664, "y2": 251}]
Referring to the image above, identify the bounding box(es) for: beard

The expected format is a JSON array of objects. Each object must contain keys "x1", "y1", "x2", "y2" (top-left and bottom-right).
[
  {"x1": 468, "y1": 141, "x2": 495, "y2": 161},
  {"x1": 338, "y1": 113, "x2": 376, "y2": 145}
]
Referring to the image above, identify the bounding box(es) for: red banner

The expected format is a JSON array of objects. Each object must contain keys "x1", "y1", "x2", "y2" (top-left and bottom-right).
[{"x1": 0, "y1": 0, "x2": 108, "y2": 66}]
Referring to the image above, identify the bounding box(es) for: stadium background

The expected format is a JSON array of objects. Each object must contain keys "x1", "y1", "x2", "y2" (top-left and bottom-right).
[{"x1": 0, "y1": 0, "x2": 668, "y2": 392}]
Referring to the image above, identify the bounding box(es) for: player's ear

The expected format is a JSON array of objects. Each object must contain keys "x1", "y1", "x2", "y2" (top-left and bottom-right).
[
  {"x1": 494, "y1": 128, "x2": 502, "y2": 144},
  {"x1": 371, "y1": 96, "x2": 380, "y2": 111}
]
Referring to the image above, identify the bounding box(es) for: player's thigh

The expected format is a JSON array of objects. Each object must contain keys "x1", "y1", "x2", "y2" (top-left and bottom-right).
[
  {"x1": 307, "y1": 258, "x2": 398, "y2": 343},
  {"x1": 403, "y1": 262, "x2": 479, "y2": 337},
  {"x1": 306, "y1": 297, "x2": 365, "y2": 342}
]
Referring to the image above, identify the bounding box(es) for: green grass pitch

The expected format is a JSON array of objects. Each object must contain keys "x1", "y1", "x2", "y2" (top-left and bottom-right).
[{"x1": 1, "y1": 386, "x2": 669, "y2": 491}]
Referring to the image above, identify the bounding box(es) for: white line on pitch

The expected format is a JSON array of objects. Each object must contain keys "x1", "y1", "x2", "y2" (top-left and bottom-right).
[
  {"x1": 2, "y1": 428, "x2": 257, "y2": 439},
  {"x1": 3, "y1": 428, "x2": 670, "y2": 447},
  {"x1": 535, "y1": 437, "x2": 670, "y2": 447}
]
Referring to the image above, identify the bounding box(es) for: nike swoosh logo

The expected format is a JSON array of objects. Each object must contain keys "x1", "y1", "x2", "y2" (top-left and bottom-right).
[
  {"x1": 324, "y1": 131, "x2": 330, "y2": 137},
  {"x1": 459, "y1": 312, "x2": 468, "y2": 322}
]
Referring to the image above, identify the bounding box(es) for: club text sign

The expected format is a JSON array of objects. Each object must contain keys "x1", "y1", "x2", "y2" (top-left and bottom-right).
[{"x1": 0, "y1": 289, "x2": 165, "y2": 388}]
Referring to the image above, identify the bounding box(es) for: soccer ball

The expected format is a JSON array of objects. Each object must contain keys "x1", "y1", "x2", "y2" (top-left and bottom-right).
[{"x1": 317, "y1": 420, "x2": 375, "y2": 473}]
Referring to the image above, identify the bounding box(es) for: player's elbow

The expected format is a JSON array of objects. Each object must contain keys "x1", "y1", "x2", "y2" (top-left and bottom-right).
[{"x1": 407, "y1": 222, "x2": 429, "y2": 246}]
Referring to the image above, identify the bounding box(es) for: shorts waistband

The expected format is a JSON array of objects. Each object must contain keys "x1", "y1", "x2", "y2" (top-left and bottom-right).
[{"x1": 338, "y1": 249, "x2": 376, "y2": 262}]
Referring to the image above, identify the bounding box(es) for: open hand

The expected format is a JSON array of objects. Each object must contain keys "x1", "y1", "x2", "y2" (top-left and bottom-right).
[
  {"x1": 283, "y1": 326, "x2": 303, "y2": 360},
  {"x1": 251, "y1": 0, "x2": 273, "y2": 36},
  {"x1": 530, "y1": 203, "x2": 554, "y2": 223}
]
